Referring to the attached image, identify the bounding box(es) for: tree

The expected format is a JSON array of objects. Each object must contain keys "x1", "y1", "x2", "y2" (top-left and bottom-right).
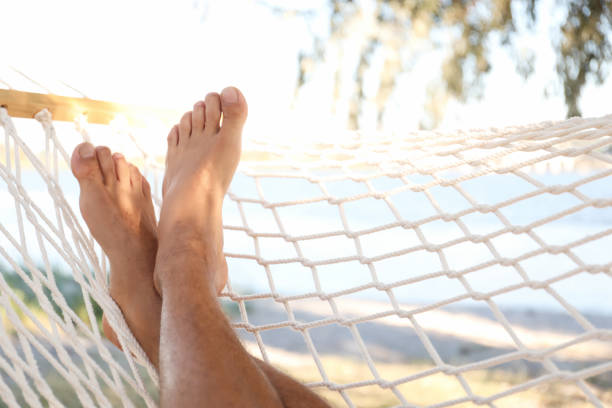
[{"x1": 261, "y1": 0, "x2": 611, "y2": 129}]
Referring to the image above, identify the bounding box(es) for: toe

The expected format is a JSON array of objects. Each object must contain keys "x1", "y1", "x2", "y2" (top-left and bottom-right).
[
  {"x1": 204, "y1": 92, "x2": 221, "y2": 136},
  {"x1": 179, "y1": 111, "x2": 192, "y2": 142},
  {"x1": 96, "y1": 146, "x2": 116, "y2": 185},
  {"x1": 70, "y1": 142, "x2": 103, "y2": 185},
  {"x1": 220, "y1": 87, "x2": 248, "y2": 135},
  {"x1": 141, "y1": 177, "x2": 156, "y2": 221},
  {"x1": 192, "y1": 101, "x2": 206, "y2": 132},
  {"x1": 141, "y1": 176, "x2": 152, "y2": 198},
  {"x1": 167, "y1": 125, "x2": 179, "y2": 150},
  {"x1": 128, "y1": 164, "x2": 141, "y2": 189},
  {"x1": 113, "y1": 153, "x2": 130, "y2": 186}
]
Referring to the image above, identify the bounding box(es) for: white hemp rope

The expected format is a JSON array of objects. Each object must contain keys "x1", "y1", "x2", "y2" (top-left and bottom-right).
[
  {"x1": 0, "y1": 108, "x2": 157, "y2": 407},
  {"x1": 0, "y1": 107, "x2": 610, "y2": 407}
]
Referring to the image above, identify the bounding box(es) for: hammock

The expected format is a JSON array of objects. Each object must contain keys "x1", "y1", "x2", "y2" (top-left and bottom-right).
[{"x1": 0, "y1": 88, "x2": 611, "y2": 407}]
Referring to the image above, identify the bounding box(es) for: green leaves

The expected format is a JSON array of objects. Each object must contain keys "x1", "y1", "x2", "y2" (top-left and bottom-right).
[
  {"x1": 556, "y1": 0, "x2": 611, "y2": 117},
  {"x1": 273, "y1": 0, "x2": 611, "y2": 127}
]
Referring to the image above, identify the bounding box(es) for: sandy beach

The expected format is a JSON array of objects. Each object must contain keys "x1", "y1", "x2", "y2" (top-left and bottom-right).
[
  {"x1": 231, "y1": 297, "x2": 612, "y2": 406},
  {"x1": 0, "y1": 296, "x2": 610, "y2": 407}
]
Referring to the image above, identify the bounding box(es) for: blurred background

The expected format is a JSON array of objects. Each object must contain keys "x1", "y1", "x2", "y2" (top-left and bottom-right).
[
  {"x1": 1, "y1": 1, "x2": 612, "y2": 407},
  {"x1": 1, "y1": 0, "x2": 611, "y2": 136}
]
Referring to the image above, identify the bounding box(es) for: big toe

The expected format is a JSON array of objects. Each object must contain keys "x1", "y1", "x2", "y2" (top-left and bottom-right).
[
  {"x1": 71, "y1": 143, "x2": 103, "y2": 185},
  {"x1": 220, "y1": 87, "x2": 247, "y2": 133}
]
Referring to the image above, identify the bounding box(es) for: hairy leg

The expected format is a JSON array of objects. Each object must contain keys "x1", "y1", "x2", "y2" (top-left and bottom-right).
[
  {"x1": 155, "y1": 87, "x2": 280, "y2": 407},
  {"x1": 71, "y1": 143, "x2": 161, "y2": 367},
  {"x1": 73, "y1": 91, "x2": 328, "y2": 407}
]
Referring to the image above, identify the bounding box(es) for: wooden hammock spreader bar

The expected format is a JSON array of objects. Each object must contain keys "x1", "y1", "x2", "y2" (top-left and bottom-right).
[{"x1": 0, "y1": 89, "x2": 182, "y2": 127}]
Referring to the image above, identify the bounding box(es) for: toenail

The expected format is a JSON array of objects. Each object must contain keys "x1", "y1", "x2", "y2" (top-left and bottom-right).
[
  {"x1": 221, "y1": 87, "x2": 238, "y2": 104},
  {"x1": 79, "y1": 143, "x2": 95, "y2": 159},
  {"x1": 113, "y1": 153, "x2": 124, "y2": 159}
]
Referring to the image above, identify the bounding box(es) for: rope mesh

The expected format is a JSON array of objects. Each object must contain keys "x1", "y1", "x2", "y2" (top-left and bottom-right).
[{"x1": 0, "y1": 107, "x2": 611, "y2": 407}]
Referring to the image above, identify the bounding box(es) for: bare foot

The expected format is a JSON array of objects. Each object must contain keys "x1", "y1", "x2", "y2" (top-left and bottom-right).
[
  {"x1": 71, "y1": 143, "x2": 161, "y2": 366},
  {"x1": 156, "y1": 87, "x2": 247, "y2": 294}
]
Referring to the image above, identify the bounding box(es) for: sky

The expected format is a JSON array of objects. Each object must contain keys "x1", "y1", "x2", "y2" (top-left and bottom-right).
[
  {"x1": 1, "y1": 0, "x2": 611, "y2": 141},
  {"x1": 1, "y1": 0, "x2": 611, "y2": 316}
]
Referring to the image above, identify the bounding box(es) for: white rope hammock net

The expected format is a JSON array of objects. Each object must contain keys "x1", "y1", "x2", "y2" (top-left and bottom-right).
[{"x1": 0, "y1": 106, "x2": 610, "y2": 407}]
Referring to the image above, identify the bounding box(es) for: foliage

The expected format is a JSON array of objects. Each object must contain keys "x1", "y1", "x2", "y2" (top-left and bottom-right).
[
  {"x1": 0, "y1": 263, "x2": 243, "y2": 335},
  {"x1": 0, "y1": 263, "x2": 103, "y2": 332},
  {"x1": 557, "y1": 0, "x2": 612, "y2": 117},
  {"x1": 262, "y1": 0, "x2": 611, "y2": 128},
  {"x1": 0, "y1": 263, "x2": 238, "y2": 405}
]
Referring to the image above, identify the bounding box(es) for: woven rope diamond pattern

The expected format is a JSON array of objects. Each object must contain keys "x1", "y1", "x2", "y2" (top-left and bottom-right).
[{"x1": 0, "y1": 108, "x2": 611, "y2": 407}]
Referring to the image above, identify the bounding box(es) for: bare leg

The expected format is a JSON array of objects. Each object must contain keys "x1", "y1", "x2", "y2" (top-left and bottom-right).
[
  {"x1": 155, "y1": 87, "x2": 307, "y2": 407},
  {"x1": 70, "y1": 143, "x2": 161, "y2": 367},
  {"x1": 72, "y1": 89, "x2": 329, "y2": 407}
]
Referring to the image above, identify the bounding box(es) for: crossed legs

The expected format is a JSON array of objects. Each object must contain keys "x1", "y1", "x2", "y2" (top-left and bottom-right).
[{"x1": 71, "y1": 87, "x2": 329, "y2": 407}]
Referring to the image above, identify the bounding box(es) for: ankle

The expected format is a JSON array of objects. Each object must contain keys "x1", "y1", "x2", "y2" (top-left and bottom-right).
[
  {"x1": 154, "y1": 259, "x2": 220, "y2": 301},
  {"x1": 154, "y1": 235, "x2": 224, "y2": 295},
  {"x1": 158, "y1": 200, "x2": 223, "y2": 237}
]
